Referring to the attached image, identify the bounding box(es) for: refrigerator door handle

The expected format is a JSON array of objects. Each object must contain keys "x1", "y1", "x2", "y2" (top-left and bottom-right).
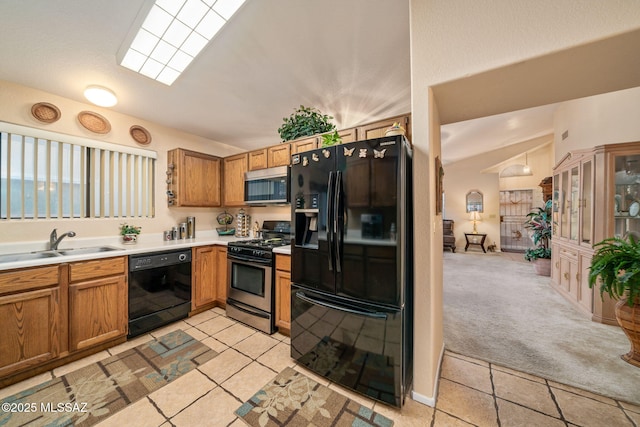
[
  {"x1": 334, "y1": 170, "x2": 342, "y2": 273},
  {"x1": 327, "y1": 171, "x2": 335, "y2": 271},
  {"x1": 295, "y1": 291, "x2": 388, "y2": 319}
]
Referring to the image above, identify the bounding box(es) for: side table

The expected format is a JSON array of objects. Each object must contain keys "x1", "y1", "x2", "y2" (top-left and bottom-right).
[{"x1": 464, "y1": 233, "x2": 487, "y2": 253}]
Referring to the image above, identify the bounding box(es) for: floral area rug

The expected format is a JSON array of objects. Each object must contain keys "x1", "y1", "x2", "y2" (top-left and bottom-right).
[
  {"x1": 0, "y1": 329, "x2": 217, "y2": 427},
  {"x1": 235, "y1": 367, "x2": 394, "y2": 427}
]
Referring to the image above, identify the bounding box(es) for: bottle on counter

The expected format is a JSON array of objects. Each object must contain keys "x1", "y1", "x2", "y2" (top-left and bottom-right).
[{"x1": 390, "y1": 222, "x2": 396, "y2": 240}]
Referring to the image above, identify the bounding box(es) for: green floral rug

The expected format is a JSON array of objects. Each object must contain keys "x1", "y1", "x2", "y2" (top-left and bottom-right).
[
  {"x1": 0, "y1": 329, "x2": 217, "y2": 427},
  {"x1": 235, "y1": 367, "x2": 394, "y2": 427}
]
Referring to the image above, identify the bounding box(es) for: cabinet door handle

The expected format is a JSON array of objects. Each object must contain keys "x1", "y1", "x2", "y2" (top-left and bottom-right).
[
  {"x1": 556, "y1": 262, "x2": 559, "y2": 268},
  {"x1": 564, "y1": 272, "x2": 569, "y2": 280},
  {"x1": 576, "y1": 273, "x2": 580, "y2": 281}
]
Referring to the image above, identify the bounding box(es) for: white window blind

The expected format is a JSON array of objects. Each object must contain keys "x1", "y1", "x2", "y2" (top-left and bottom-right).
[{"x1": 0, "y1": 122, "x2": 156, "y2": 220}]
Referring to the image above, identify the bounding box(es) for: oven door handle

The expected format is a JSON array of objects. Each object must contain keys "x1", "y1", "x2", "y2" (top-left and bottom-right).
[
  {"x1": 227, "y1": 253, "x2": 272, "y2": 265},
  {"x1": 295, "y1": 292, "x2": 388, "y2": 319}
]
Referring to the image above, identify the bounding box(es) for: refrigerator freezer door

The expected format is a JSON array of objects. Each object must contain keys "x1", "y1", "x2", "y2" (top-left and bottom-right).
[
  {"x1": 336, "y1": 137, "x2": 402, "y2": 307},
  {"x1": 290, "y1": 285, "x2": 406, "y2": 407}
]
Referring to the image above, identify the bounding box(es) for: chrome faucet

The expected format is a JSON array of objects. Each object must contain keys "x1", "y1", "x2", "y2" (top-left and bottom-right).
[{"x1": 49, "y1": 229, "x2": 76, "y2": 250}]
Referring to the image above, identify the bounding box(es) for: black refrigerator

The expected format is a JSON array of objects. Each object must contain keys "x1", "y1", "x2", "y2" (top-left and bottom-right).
[{"x1": 290, "y1": 135, "x2": 413, "y2": 408}]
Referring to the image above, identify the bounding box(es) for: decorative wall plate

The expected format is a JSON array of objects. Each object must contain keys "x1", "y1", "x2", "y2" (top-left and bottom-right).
[
  {"x1": 31, "y1": 102, "x2": 61, "y2": 123},
  {"x1": 130, "y1": 125, "x2": 151, "y2": 145},
  {"x1": 77, "y1": 111, "x2": 111, "y2": 134},
  {"x1": 630, "y1": 201, "x2": 640, "y2": 217}
]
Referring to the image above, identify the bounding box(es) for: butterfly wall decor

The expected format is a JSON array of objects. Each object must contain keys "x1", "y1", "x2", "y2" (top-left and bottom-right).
[{"x1": 343, "y1": 146, "x2": 355, "y2": 157}]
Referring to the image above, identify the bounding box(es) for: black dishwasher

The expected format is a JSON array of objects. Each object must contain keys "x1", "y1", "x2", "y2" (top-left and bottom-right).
[{"x1": 128, "y1": 249, "x2": 192, "y2": 337}]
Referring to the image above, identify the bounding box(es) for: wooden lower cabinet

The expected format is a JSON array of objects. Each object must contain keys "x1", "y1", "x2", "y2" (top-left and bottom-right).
[
  {"x1": 216, "y1": 247, "x2": 228, "y2": 306},
  {"x1": 551, "y1": 242, "x2": 614, "y2": 324},
  {"x1": 275, "y1": 254, "x2": 291, "y2": 335},
  {"x1": 68, "y1": 257, "x2": 128, "y2": 352},
  {"x1": 0, "y1": 285, "x2": 61, "y2": 377},
  {"x1": 69, "y1": 275, "x2": 127, "y2": 351},
  {"x1": 192, "y1": 245, "x2": 228, "y2": 312}
]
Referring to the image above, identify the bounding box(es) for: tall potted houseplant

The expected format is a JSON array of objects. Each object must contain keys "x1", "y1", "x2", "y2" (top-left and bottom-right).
[
  {"x1": 524, "y1": 199, "x2": 552, "y2": 276},
  {"x1": 589, "y1": 235, "x2": 640, "y2": 367}
]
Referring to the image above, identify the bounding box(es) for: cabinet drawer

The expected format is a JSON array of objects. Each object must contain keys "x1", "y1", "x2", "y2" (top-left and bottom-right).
[
  {"x1": 70, "y1": 257, "x2": 126, "y2": 283},
  {"x1": 275, "y1": 254, "x2": 291, "y2": 272},
  {"x1": 0, "y1": 265, "x2": 59, "y2": 295},
  {"x1": 558, "y1": 247, "x2": 578, "y2": 260}
]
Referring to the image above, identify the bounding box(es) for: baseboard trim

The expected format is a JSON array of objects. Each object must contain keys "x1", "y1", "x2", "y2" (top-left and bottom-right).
[{"x1": 411, "y1": 343, "x2": 445, "y2": 407}]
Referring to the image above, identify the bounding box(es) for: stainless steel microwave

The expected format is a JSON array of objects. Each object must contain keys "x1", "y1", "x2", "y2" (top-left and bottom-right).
[{"x1": 244, "y1": 166, "x2": 290, "y2": 205}]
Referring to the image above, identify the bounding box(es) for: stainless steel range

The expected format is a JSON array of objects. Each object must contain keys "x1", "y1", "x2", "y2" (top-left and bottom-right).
[{"x1": 226, "y1": 221, "x2": 290, "y2": 334}]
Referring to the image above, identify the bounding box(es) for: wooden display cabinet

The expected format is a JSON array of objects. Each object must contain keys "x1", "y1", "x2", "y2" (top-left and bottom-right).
[
  {"x1": 167, "y1": 148, "x2": 221, "y2": 207},
  {"x1": 552, "y1": 141, "x2": 640, "y2": 324}
]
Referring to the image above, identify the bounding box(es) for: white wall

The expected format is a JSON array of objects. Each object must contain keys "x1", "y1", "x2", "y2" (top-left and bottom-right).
[
  {"x1": 554, "y1": 86, "x2": 640, "y2": 159},
  {"x1": 0, "y1": 79, "x2": 246, "y2": 243},
  {"x1": 410, "y1": 0, "x2": 640, "y2": 405},
  {"x1": 444, "y1": 138, "x2": 552, "y2": 251}
]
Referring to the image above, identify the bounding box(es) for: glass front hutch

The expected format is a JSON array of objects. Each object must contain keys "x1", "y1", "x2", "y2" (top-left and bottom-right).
[{"x1": 551, "y1": 142, "x2": 640, "y2": 325}]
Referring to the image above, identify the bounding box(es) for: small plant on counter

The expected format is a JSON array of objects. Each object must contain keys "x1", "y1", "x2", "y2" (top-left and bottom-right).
[
  {"x1": 277, "y1": 105, "x2": 336, "y2": 142},
  {"x1": 120, "y1": 223, "x2": 141, "y2": 235}
]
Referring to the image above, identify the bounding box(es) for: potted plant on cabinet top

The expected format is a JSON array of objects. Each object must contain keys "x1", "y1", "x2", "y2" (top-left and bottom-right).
[
  {"x1": 277, "y1": 105, "x2": 336, "y2": 142},
  {"x1": 589, "y1": 235, "x2": 640, "y2": 367},
  {"x1": 120, "y1": 223, "x2": 141, "y2": 244},
  {"x1": 524, "y1": 199, "x2": 552, "y2": 276}
]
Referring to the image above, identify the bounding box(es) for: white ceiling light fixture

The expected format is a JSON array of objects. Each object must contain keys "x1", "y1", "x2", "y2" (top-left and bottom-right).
[
  {"x1": 84, "y1": 85, "x2": 118, "y2": 107},
  {"x1": 523, "y1": 153, "x2": 531, "y2": 174},
  {"x1": 118, "y1": 0, "x2": 246, "y2": 86}
]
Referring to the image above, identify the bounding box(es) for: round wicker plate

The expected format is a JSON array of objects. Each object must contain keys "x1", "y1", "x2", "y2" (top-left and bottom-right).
[
  {"x1": 78, "y1": 111, "x2": 111, "y2": 134},
  {"x1": 31, "y1": 102, "x2": 61, "y2": 123},
  {"x1": 129, "y1": 125, "x2": 151, "y2": 145}
]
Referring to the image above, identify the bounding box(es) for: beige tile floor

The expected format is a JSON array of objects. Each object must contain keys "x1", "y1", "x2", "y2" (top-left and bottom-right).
[{"x1": 2, "y1": 307, "x2": 640, "y2": 426}]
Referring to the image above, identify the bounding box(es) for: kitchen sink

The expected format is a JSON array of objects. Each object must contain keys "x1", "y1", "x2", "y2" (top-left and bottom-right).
[
  {"x1": 0, "y1": 246, "x2": 123, "y2": 263},
  {"x1": 57, "y1": 246, "x2": 123, "y2": 256},
  {"x1": 0, "y1": 251, "x2": 61, "y2": 263}
]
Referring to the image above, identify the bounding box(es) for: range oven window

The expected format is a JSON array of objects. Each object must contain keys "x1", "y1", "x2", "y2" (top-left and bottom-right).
[{"x1": 230, "y1": 262, "x2": 266, "y2": 297}]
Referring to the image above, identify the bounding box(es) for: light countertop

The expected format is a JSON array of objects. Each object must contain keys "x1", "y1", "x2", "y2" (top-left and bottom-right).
[{"x1": 0, "y1": 230, "x2": 253, "y2": 271}]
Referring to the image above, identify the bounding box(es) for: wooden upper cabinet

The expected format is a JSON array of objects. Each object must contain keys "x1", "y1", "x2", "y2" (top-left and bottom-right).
[
  {"x1": 357, "y1": 114, "x2": 411, "y2": 142},
  {"x1": 168, "y1": 148, "x2": 221, "y2": 207},
  {"x1": 337, "y1": 128, "x2": 358, "y2": 144},
  {"x1": 291, "y1": 136, "x2": 319, "y2": 154},
  {"x1": 248, "y1": 149, "x2": 268, "y2": 171},
  {"x1": 223, "y1": 153, "x2": 248, "y2": 207},
  {"x1": 268, "y1": 143, "x2": 291, "y2": 167}
]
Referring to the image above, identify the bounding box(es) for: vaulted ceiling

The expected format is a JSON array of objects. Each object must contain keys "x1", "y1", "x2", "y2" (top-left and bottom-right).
[{"x1": 0, "y1": 1, "x2": 596, "y2": 163}]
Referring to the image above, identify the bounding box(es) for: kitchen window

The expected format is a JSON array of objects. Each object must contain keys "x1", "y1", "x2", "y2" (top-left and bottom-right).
[{"x1": 0, "y1": 122, "x2": 156, "y2": 220}]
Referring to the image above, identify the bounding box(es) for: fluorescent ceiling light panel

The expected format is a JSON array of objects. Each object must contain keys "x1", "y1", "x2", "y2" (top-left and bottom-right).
[
  {"x1": 213, "y1": 0, "x2": 245, "y2": 20},
  {"x1": 119, "y1": 0, "x2": 247, "y2": 85}
]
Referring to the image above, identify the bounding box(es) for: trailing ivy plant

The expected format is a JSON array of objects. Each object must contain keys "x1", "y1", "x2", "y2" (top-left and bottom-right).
[
  {"x1": 589, "y1": 235, "x2": 640, "y2": 306},
  {"x1": 277, "y1": 105, "x2": 335, "y2": 142}
]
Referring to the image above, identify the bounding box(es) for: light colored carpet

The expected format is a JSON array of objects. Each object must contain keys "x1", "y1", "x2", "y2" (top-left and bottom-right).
[{"x1": 443, "y1": 251, "x2": 640, "y2": 405}]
